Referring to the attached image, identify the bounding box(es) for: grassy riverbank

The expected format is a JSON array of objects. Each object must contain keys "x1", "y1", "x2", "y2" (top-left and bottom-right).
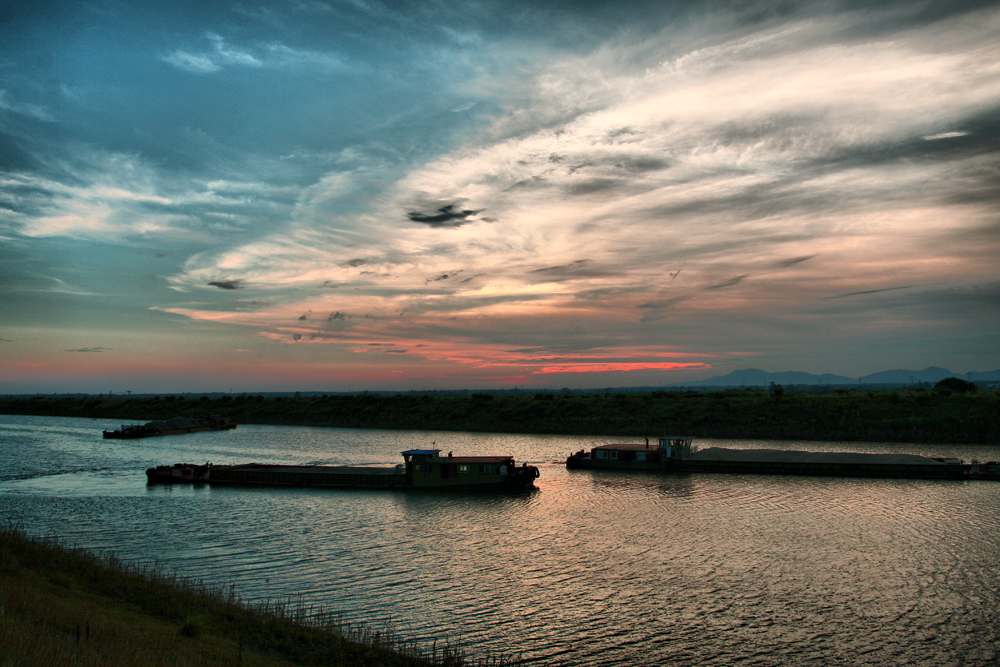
[
  {"x1": 1, "y1": 388, "x2": 998, "y2": 444},
  {"x1": 0, "y1": 526, "x2": 500, "y2": 667}
]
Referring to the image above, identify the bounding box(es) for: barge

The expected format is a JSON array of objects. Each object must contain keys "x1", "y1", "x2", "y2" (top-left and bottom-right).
[
  {"x1": 104, "y1": 415, "x2": 236, "y2": 439},
  {"x1": 147, "y1": 449, "x2": 540, "y2": 491},
  {"x1": 567, "y1": 437, "x2": 1000, "y2": 481}
]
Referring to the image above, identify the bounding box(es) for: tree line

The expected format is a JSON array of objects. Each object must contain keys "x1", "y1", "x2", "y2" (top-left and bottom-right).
[{"x1": 1, "y1": 380, "x2": 996, "y2": 445}]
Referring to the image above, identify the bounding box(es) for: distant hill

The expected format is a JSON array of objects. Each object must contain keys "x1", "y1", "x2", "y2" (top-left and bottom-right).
[{"x1": 673, "y1": 367, "x2": 1000, "y2": 388}]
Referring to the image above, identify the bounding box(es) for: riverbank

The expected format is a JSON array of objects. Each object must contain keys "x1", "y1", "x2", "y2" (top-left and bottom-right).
[
  {"x1": 0, "y1": 389, "x2": 997, "y2": 444},
  {"x1": 0, "y1": 526, "x2": 501, "y2": 667}
]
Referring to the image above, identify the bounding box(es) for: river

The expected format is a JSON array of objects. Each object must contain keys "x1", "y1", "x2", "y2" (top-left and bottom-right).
[{"x1": 1, "y1": 414, "x2": 998, "y2": 665}]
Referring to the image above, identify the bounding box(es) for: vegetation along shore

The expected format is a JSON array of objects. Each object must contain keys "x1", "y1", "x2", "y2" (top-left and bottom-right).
[
  {"x1": 1, "y1": 380, "x2": 996, "y2": 445},
  {"x1": 0, "y1": 525, "x2": 508, "y2": 667}
]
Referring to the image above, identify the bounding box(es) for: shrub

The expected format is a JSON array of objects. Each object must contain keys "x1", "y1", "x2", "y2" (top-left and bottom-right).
[{"x1": 934, "y1": 377, "x2": 977, "y2": 394}]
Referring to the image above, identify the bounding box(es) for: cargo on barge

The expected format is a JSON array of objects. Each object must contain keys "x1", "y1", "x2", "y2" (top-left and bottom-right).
[
  {"x1": 147, "y1": 449, "x2": 540, "y2": 491},
  {"x1": 104, "y1": 415, "x2": 235, "y2": 439},
  {"x1": 566, "y1": 437, "x2": 1000, "y2": 481}
]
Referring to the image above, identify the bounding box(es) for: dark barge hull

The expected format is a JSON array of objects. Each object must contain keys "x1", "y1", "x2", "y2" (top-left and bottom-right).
[
  {"x1": 104, "y1": 416, "x2": 236, "y2": 439},
  {"x1": 105, "y1": 423, "x2": 236, "y2": 439},
  {"x1": 567, "y1": 443, "x2": 997, "y2": 480},
  {"x1": 672, "y1": 460, "x2": 967, "y2": 480},
  {"x1": 146, "y1": 464, "x2": 408, "y2": 489},
  {"x1": 145, "y1": 459, "x2": 539, "y2": 492}
]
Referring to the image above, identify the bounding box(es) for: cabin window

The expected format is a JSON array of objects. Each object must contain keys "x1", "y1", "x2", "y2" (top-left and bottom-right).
[
  {"x1": 596, "y1": 451, "x2": 607, "y2": 459},
  {"x1": 458, "y1": 465, "x2": 470, "y2": 473},
  {"x1": 420, "y1": 463, "x2": 432, "y2": 473},
  {"x1": 480, "y1": 465, "x2": 492, "y2": 473},
  {"x1": 610, "y1": 451, "x2": 619, "y2": 460},
  {"x1": 636, "y1": 452, "x2": 647, "y2": 461}
]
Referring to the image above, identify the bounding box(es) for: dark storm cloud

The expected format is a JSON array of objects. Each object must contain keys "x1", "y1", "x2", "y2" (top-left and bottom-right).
[
  {"x1": 208, "y1": 280, "x2": 245, "y2": 290},
  {"x1": 407, "y1": 203, "x2": 483, "y2": 227}
]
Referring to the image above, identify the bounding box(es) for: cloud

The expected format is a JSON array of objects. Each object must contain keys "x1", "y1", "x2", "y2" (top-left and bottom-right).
[
  {"x1": 707, "y1": 275, "x2": 748, "y2": 290},
  {"x1": 407, "y1": 203, "x2": 484, "y2": 227},
  {"x1": 0, "y1": 90, "x2": 56, "y2": 122},
  {"x1": 924, "y1": 131, "x2": 971, "y2": 141},
  {"x1": 163, "y1": 51, "x2": 221, "y2": 73},
  {"x1": 25, "y1": 1, "x2": 993, "y2": 387},
  {"x1": 825, "y1": 283, "x2": 946, "y2": 300},
  {"x1": 66, "y1": 347, "x2": 112, "y2": 353},
  {"x1": 163, "y1": 33, "x2": 347, "y2": 75},
  {"x1": 529, "y1": 260, "x2": 598, "y2": 279},
  {"x1": 208, "y1": 280, "x2": 246, "y2": 290},
  {"x1": 775, "y1": 255, "x2": 817, "y2": 267}
]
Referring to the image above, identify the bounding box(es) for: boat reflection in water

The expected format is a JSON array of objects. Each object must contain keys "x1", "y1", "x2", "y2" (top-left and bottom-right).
[{"x1": 147, "y1": 448, "x2": 540, "y2": 491}]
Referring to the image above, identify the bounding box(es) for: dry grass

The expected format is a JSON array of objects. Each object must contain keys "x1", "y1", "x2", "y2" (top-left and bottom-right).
[{"x1": 0, "y1": 526, "x2": 512, "y2": 667}]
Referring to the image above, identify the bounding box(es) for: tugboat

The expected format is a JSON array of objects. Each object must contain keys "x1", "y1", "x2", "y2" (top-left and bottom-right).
[
  {"x1": 104, "y1": 415, "x2": 236, "y2": 439},
  {"x1": 146, "y1": 449, "x2": 540, "y2": 491}
]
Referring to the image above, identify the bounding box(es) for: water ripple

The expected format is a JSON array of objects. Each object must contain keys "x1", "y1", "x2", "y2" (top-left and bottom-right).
[{"x1": 2, "y1": 415, "x2": 1000, "y2": 665}]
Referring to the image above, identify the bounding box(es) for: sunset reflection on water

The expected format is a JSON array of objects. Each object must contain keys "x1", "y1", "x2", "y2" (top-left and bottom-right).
[{"x1": 2, "y1": 415, "x2": 998, "y2": 666}]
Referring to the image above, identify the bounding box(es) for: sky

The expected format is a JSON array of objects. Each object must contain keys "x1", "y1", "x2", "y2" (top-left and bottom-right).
[{"x1": 1, "y1": 0, "x2": 998, "y2": 394}]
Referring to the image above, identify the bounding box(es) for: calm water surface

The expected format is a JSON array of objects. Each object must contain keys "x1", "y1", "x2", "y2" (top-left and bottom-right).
[{"x1": 2, "y1": 414, "x2": 999, "y2": 665}]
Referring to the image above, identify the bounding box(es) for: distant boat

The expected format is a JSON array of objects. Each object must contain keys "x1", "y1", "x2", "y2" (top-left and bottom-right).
[
  {"x1": 566, "y1": 436, "x2": 1000, "y2": 480},
  {"x1": 146, "y1": 449, "x2": 540, "y2": 491},
  {"x1": 103, "y1": 415, "x2": 236, "y2": 439}
]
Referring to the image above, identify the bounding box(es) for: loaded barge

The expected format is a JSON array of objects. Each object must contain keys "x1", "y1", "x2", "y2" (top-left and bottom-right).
[
  {"x1": 104, "y1": 415, "x2": 235, "y2": 439},
  {"x1": 147, "y1": 449, "x2": 539, "y2": 491},
  {"x1": 567, "y1": 437, "x2": 1000, "y2": 481}
]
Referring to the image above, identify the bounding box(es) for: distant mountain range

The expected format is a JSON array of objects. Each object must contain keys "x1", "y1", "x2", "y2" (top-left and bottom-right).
[{"x1": 671, "y1": 367, "x2": 1000, "y2": 388}]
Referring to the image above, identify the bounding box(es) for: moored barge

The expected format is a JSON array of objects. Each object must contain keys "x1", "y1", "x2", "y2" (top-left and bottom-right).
[
  {"x1": 104, "y1": 415, "x2": 236, "y2": 439},
  {"x1": 567, "y1": 437, "x2": 1000, "y2": 481},
  {"x1": 147, "y1": 449, "x2": 539, "y2": 491}
]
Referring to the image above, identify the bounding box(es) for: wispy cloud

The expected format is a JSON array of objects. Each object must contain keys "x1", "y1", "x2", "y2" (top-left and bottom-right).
[
  {"x1": 151, "y1": 4, "x2": 1000, "y2": 379},
  {"x1": 66, "y1": 347, "x2": 112, "y2": 353},
  {"x1": 826, "y1": 283, "x2": 949, "y2": 300},
  {"x1": 5, "y1": 1, "x2": 1000, "y2": 390},
  {"x1": 163, "y1": 33, "x2": 347, "y2": 75},
  {"x1": 0, "y1": 90, "x2": 56, "y2": 122}
]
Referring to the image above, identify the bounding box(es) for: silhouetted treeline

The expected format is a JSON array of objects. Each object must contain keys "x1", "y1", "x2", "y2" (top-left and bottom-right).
[{"x1": 2, "y1": 388, "x2": 998, "y2": 445}]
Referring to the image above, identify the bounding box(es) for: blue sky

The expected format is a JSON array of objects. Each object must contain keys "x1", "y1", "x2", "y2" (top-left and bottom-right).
[{"x1": 1, "y1": 0, "x2": 998, "y2": 393}]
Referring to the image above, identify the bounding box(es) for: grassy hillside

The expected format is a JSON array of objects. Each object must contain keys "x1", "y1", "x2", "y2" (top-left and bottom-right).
[
  {"x1": 0, "y1": 525, "x2": 504, "y2": 667},
  {"x1": 1, "y1": 388, "x2": 998, "y2": 444}
]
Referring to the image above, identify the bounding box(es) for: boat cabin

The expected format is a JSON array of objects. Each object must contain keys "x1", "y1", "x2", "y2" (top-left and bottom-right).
[
  {"x1": 401, "y1": 449, "x2": 521, "y2": 488},
  {"x1": 658, "y1": 436, "x2": 695, "y2": 461},
  {"x1": 588, "y1": 436, "x2": 694, "y2": 463}
]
